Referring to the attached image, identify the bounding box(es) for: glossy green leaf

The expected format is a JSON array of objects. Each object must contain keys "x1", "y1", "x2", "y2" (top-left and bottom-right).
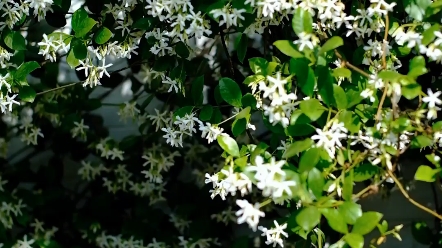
[
  {"x1": 72, "y1": 8, "x2": 97, "y2": 37},
  {"x1": 333, "y1": 84, "x2": 348, "y2": 109},
  {"x1": 15, "y1": 62, "x2": 40, "y2": 81},
  {"x1": 283, "y1": 138, "x2": 313, "y2": 158},
  {"x1": 94, "y1": 27, "x2": 113, "y2": 44},
  {"x1": 308, "y1": 168, "x2": 324, "y2": 198},
  {"x1": 232, "y1": 118, "x2": 247, "y2": 137},
  {"x1": 403, "y1": 0, "x2": 432, "y2": 21},
  {"x1": 199, "y1": 105, "x2": 213, "y2": 121},
  {"x1": 242, "y1": 93, "x2": 257, "y2": 110},
  {"x1": 300, "y1": 99, "x2": 325, "y2": 121},
  {"x1": 18, "y1": 86, "x2": 36, "y2": 103},
  {"x1": 320, "y1": 208, "x2": 348, "y2": 234},
  {"x1": 292, "y1": 8, "x2": 313, "y2": 35},
  {"x1": 71, "y1": 38, "x2": 87, "y2": 60},
  {"x1": 338, "y1": 202, "x2": 362, "y2": 225},
  {"x1": 332, "y1": 68, "x2": 351, "y2": 78},
  {"x1": 296, "y1": 206, "x2": 320, "y2": 232},
  {"x1": 411, "y1": 135, "x2": 433, "y2": 148},
  {"x1": 175, "y1": 42, "x2": 190, "y2": 58},
  {"x1": 319, "y1": 36, "x2": 343, "y2": 55},
  {"x1": 217, "y1": 135, "x2": 240, "y2": 157},
  {"x1": 402, "y1": 84, "x2": 421, "y2": 100},
  {"x1": 352, "y1": 212, "x2": 383, "y2": 235},
  {"x1": 344, "y1": 233, "x2": 364, "y2": 248},
  {"x1": 353, "y1": 163, "x2": 380, "y2": 182},
  {"x1": 411, "y1": 221, "x2": 433, "y2": 245},
  {"x1": 67, "y1": 49, "x2": 80, "y2": 68},
  {"x1": 273, "y1": 40, "x2": 304, "y2": 58},
  {"x1": 299, "y1": 148, "x2": 320, "y2": 173},
  {"x1": 4, "y1": 30, "x2": 26, "y2": 51},
  {"x1": 219, "y1": 77, "x2": 242, "y2": 107}
]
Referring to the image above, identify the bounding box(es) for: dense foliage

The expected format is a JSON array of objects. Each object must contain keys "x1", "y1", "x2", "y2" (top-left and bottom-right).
[{"x1": 1, "y1": 0, "x2": 442, "y2": 247}]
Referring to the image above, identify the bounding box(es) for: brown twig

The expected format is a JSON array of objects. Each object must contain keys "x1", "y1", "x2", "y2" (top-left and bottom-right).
[
  {"x1": 375, "y1": 89, "x2": 388, "y2": 123},
  {"x1": 381, "y1": 15, "x2": 390, "y2": 70},
  {"x1": 334, "y1": 50, "x2": 370, "y2": 78},
  {"x1": 387, "y1": 170, "x2": 442, "y2": 220}
]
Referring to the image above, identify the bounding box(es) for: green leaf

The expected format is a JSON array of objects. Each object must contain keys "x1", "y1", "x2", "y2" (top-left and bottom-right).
[
  {"x1": 292, "y1": 8, "x2": 313, "y2": 36},
  {"x1": 219, "y1": 77, "x2": 242, "y2": 107},
  {"x1": 283, "y1": 138, "x2": 313, "y2": 158},
  {"x1": 404, "y1": 0, "x2": 432, "y2": 21},
  {"x1": 173, "y1": 106, "x2": 193, "y2": 120},
  {"x1": 236, "y1": 107, "x2": 251, "y2": 120},
  {"x1": 353, "y1": 163, "x2": 379, "y2": 182},
  {"x1": 191, "y1": 75, "x2": 204, "y2": 105},
  {"x1": 199, "y1": 105, "x2": 213, "y2": 121},
  {"x1": 15, "y1": 62, "x2": 40, "y2": 81},
  {"x1": 18, "y1": 86, "x2": 36, "y2": 103},
  {"x1": 414, "y1": 165, "x2": 441, "y2": 182},
  {"x1": 320, "y1": 208, "x2": 348, "y2": 234},
  {"x1": 378, "y1": 70, "x2": 402, "y2": 82},
  {"x1": 342, "y1": 170, "x2": 354, "y2": 201},
  {"x1": 332, "y1": 68, "x2": 351, "y2": 78},
  {"x1": 299, "y1": 148, "x2": 320, "y2": 173},
  {"x1": 217, "y1": 135, "x2": 240, "y2": 157},
  {"x1": 296, "y1": 206, "x2": 320, "y2": 232},
  {"x1": 344, "y1": 233, "x2": 364, "y2": 248},
  {"x1": 402, "y1": 83, "x2": 422, "y2": 100},
  {"x1": 333, "y1": 84, "x2": 348, "y2": 109},
  {"x1": 72, "y1": 8, "x2": 97, "y2": 37},
  {"x1": 290, "y1": 58, "x2": 315, "y2": 96},
  {"x1": 249, "y1": 57, "x2": 269, "y2": 75},
  {"x1": 94, "y1": 27, "x2": 113, "y2": 44},
  {"x1": 300, "y1": 99, "x2": 325, "y2": 122},
  {"x1": 67, "y1": 49, "x2": 80, "y2": 68},
  {"x1": 411, "y1": 221, "x2": 433, "y2": 245},
  {"x1": 175, "y1": 42, "x2": 190, "y2": 58},
  {"x1": 319, "y1": 37, "x2": 344, "y2": 55},
  {"x1": 3, "y1": 30, "x2": 26, "y2": 51},
  {"x1": 132, "y1": 17, "x2": 154, "y2": 31},
  {"x1": 352, "y1": 212, "x2": 383, "y2": 235},
  {"x1": 411, "y1": 135, "x2": 433, "y2": 148},
  {"x1": 308, "y1": 168, "x2": 324, "y2": 198},
  {"x1": 71, "y1": 38, "x2": 87, "y2": 60},
  {"x1": 236, "y1": 34, "x2": 248, "y2": 63},
  {"x1": 273, "y1": 40, "x2": 304, "y2": 58},
  {"x1": 408, "y1": 55, "x2": 428, "y2": 78},
  {"x1": 338, "y1": 110, "x2": 361, "y2": 134},
  {"x1": 338, "y1": 202, "x2": 362, "y2": 225},
  {"x1": 242, "y1": 93, "x2": 257, "y2": 110},
  {"x1": 232, "y1": 118, "x2": 247, "y2": 137},
  {"x1": 422, "y1": 24, "x2": 440, "y2": 45}
]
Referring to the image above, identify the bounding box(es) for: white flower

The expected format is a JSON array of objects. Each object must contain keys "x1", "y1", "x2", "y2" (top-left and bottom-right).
[
  {"x1": 199, "y1": 123, "x2": 224, "y2": 143},
  {"x1": 259, "y1": 220, "x2": 289, "y2": 248},
  {"x1": 423, "y1": 89, "x2": 442, "y2": 108},
  {"x1": 235, "y1": 199, "x2": 265, "y2": 231}
]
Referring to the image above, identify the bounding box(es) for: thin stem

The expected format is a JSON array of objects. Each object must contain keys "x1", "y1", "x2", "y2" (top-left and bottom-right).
[
  {"x1": 375, "y1": 88, "x2": 388, "y2": 123},
  {"x1": 334, "y1": 50, "x2": 370, "y2": 78},
  {"x1": 36, "y1": 82, "x2": 81, "y2": 96},
  {"x1": 387, "y1": 170, "x2": 442, "y2": 220},
  {"x1": 381, "y1": 15, "x2": 390, "y2": 70},
  {"x1": 259, "y1": 198, "x2": 272, "y2": 208},
  {"x1": 219, "y1": 28, "x2": 235, "y2": 78}
]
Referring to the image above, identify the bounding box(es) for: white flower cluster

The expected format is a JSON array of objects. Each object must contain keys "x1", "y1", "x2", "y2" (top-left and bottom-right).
[
  {"x1": 253, "y1": 72, "x2": 297, "y2": 127},
  {"x1": 141, "y1": 145, "x2": 180, "y2": 183},
  {"x1": 95, "y1": 138, "x2": 125, "y2": 161}
]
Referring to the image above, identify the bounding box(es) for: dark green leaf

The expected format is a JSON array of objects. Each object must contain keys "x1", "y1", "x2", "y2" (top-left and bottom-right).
[
  {"x1": 191, "y1": 75, "x2": 204, "y2": 105},
  {"x1": 411, "y1": 221, "x2": 433, "y2": 245},
  {"x1": 242, "y1": 93, "x2": 257, "y2": 110},
  {"x1": 71, "y1": 38, "x2": 88, "y2": 60},
  {"x1": 199, "y1": 105, "x2": 213, "y2": 121},
  {"x1": 175, "y1": 42, "x2": 190, "y2": 58},
  {"x1": 236, "y1": 34, "x2": 248, "y2": 63},
  {"x1": 4, "y1": 30, "x2": 26, "y2": 51},
  {"x1": 232, "y1": 118, "x2": 247, "y2": 137},
  {"x1": 19, "y1": 86, "x2": 36, "y2": 103},
  {"x1": 219, "y1": 77, "x2": 242, "y2": 107},
  {"x1": 353, "y1": 163, "x2": 379, "y2": 182},
  {"x1": 94, "y1": 27, "x2": 113, "y2": 44}
]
